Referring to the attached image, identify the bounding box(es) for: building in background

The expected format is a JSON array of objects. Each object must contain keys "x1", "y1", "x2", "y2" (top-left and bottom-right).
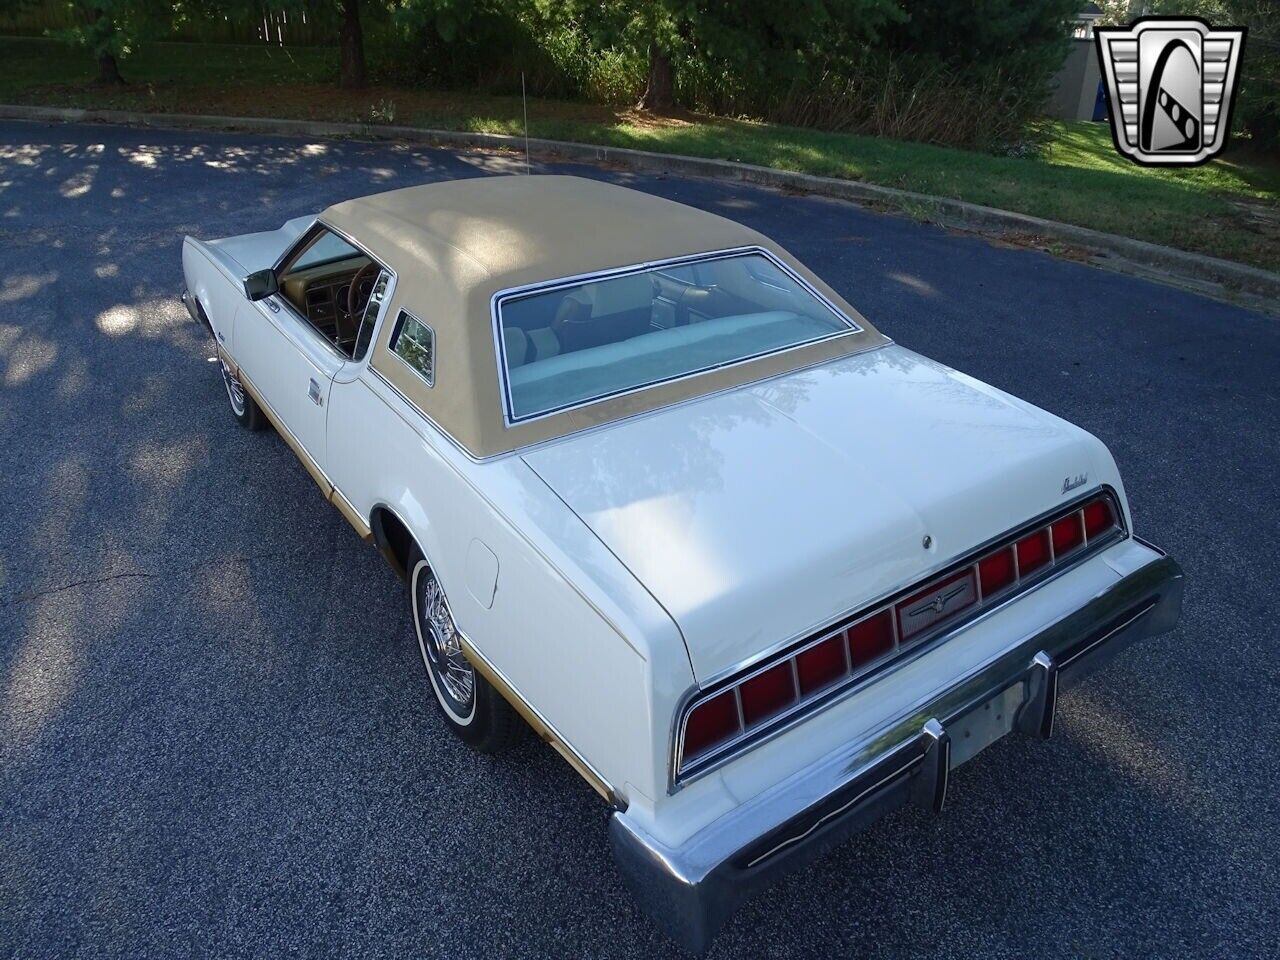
[{"x1": 1048, "y1": 3, "x2": 1107, "y2": 121}]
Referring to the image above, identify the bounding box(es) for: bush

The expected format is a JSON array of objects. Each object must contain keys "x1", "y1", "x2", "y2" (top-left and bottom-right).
[
  {"x1": 584, "y1": 47, "x2": 644, "y2": 105},
  {"x1": 656, "y1": 0, "x2": 1076, "y2": 150},
  {"x1": 765, "y1": 56, "x2": 1058, "y2": 151}
]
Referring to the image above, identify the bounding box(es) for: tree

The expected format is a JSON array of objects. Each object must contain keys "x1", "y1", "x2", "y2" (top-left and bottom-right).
[
  {"x1": 338, "y1": 0, "x2": 367, "y2": 89},
  {"x1": 571, "y1": 0, "x2": 901, "y2": 113},
  {"x1": 50, "y1": 0, "x2": 166, "y2": 83},
  {"x1": 188, "y1": 0, "x2": 372, "y2": 91}
]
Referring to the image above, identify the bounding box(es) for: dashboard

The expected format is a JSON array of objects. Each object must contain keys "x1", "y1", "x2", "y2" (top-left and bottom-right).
[{"x1": 280, "y1": 256, "x2": 376, "y2": 348}]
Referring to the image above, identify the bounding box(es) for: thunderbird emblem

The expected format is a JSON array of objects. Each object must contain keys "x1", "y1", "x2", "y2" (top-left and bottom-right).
[
  {"x1": 909, "y1": 583, "x2": 968, "y2": 619},
  {"x1": 1096, "y1": 17, "x2": 1246, "y2": 166}
]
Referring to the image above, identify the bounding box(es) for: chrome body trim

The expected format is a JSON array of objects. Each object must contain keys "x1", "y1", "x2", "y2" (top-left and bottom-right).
[
  {"x1": 370, "y1": 333, "x2": 898, "y2": 468},
  {"x1": 610, "y1": 543, "x2": 1184, "y2": 954},
  {"x1": 489, "y1": 246, "x2": 862, "y2": 427},
  {"x1": 669, "y1": 486, "x2": 1127, "y2": 789}
]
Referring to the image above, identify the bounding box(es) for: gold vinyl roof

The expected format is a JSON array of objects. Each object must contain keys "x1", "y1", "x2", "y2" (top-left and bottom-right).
[{"x1": 320, "y1": 176, "x2": 888, "y2": 458}]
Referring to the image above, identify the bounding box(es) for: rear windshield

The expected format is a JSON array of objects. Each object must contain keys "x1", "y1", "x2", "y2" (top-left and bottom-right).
[{"x1": 495, "y1": 250, "x2": 857, "y2": 422}]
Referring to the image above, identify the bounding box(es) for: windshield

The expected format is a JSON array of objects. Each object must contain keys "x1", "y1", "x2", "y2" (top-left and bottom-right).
[{"x1": 495, "y1": 250, "x2": 857, "y2": 422}]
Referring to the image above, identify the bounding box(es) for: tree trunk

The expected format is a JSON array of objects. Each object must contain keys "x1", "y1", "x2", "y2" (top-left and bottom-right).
[
  {"x1": 637, "y1": 43, "x2": 674, "y2": 112},
  {"x1": 96, "y1": 50, "x2": 123, "y2": 85},
  {"x1": 338, "y1": 0, "x2": 367, "y2": 90}
]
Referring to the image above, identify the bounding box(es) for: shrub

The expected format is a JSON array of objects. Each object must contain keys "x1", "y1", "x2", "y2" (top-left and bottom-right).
[{"x1": 766, "y1": 56, "x2": 1059, "y2": 151}]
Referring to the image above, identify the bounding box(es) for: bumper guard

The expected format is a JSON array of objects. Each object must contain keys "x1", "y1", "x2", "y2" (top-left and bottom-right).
[{"x1": 609, "y1": 543, "x2": 1183, "y2": 953}]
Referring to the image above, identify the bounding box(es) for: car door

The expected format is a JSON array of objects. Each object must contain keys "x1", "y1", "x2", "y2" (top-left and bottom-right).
[
  {"x1": 234, "y1": 225, "x2": 375, "y2": 474},
  {"x1": 235, "y1": 296, "x2": 343, "y2": 469},
  {"x1": 324, "y1": 272, "x2": 398, "y2": 508}
]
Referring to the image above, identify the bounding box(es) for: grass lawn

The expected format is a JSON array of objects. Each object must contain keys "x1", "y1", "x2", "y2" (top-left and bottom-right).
[{"x1": 3, "y1": 36, "x2": 1277, "y2": 271}]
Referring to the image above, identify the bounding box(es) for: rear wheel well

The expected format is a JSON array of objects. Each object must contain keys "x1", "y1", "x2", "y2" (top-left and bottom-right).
[
  {"x1": 371, "y1": 506, "x2": 414, "y2": 581},
  {"x1": 191, "y1": 295, "x2": 213, "y2": 336}
]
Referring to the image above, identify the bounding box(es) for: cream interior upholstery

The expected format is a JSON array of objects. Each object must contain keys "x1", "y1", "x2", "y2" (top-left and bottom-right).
[
  {"x1": 502, "y1": 327, "x2": 529, "y2": 367},
  {"x1": 526, "y1": 327, "x2": 561, "y2": 361},
  {"x1": 584, "y1": 273, "x2": 652, "y2": 315}
]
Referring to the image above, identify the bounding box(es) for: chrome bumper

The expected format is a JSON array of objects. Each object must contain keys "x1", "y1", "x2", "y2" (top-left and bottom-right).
[
  {"x1": 609, "y1": 543, "x2": 1183, "y2": 954},
  {"x1": 180, "y1": 287, "x2": 208, "y2": 332}
]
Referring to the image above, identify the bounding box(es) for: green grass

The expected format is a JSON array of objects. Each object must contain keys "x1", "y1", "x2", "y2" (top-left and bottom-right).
[{"x1": 3, "y1": 36, "x2": 1277, "y2": 271}]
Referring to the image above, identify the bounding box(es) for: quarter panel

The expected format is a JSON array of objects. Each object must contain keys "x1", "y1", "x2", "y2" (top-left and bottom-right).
[
  {"x1": 182, "y1": 238, "x2": 244, "y2": 352},
  {"x1": 326, "y1": 372, "x2": 691, "y2": 802}
]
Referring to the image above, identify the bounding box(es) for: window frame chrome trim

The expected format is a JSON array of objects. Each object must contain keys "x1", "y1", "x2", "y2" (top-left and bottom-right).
[
  {"x1": 668, "y1": 486, "x2": 1128, "y2": 791},
  {"x1": 255, "y1": 219, "x2": 398, "y2": 368},
  {"x1": 489, "y1": 245, "x2": 862, "y2": 427}
]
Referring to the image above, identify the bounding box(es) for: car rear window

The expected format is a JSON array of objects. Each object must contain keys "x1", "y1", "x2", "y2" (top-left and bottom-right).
[{"x1": 495, "y1": 250, "x2": 857, "y2": 422}]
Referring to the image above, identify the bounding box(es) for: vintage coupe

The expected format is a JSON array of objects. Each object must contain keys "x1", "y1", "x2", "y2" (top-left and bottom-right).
[{"x1": 181, "y1": 176, "x2": 1183, "y2": 951}]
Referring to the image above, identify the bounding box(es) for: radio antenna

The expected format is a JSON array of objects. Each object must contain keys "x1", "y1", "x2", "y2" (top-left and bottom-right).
[{"x1": 521, "y1": 72, "x2": 531, "y2": 175}]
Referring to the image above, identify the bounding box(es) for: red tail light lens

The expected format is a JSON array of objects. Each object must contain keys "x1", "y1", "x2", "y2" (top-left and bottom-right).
[
  {"x1": 677, "y1": 492, "x2": 1123, "y2": 778},
  {"x1": 796, "y1": 632, "x2": 847, "y2": 695},
  {"x1": 739, "y1": 662, "x2": 797, "y2": 726},
  {"x1": 1016, "y1": 528, "x2": 1051, "y2": 574},
  {"x1": 1051, "y1": 512, "x2": 1084, "y2": 556},
  {"x1": 1082, "y1": 498, "x2": 1115, "y2": 539},
  {"x1": 978, "y1": 547, "x2": 1016, "y2": 596},
  {"x1": 848, "y1": 609, "x2": 895, "y2": 666},
  {"x1": 681, "y1": 690, "x2": 739, "y2": 762}
]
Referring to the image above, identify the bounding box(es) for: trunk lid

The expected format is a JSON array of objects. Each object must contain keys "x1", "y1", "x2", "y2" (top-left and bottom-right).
[{"x1": 522, "y1": 344, "x2": 1117, "y2": 682}]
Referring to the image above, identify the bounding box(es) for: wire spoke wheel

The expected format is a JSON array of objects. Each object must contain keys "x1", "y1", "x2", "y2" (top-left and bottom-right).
[
  {"x1": 414, "y1": 563, "x2": 475, "y2": 718},
  {"x1": 220, "y1": 360, "x2": 246, "y2": 417}
]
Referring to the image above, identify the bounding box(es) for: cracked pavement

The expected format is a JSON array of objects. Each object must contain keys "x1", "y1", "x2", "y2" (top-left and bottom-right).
[{"x1": 1, "y1": 120, "x2": 1278, "y2": 959}]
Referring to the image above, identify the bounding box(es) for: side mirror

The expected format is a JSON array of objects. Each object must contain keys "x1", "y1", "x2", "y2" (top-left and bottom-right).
[{"x1": 243, "y1": 269, "x2": 279, "y2": 301}]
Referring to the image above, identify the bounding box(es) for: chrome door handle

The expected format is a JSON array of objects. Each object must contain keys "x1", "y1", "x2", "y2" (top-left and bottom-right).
[
  {"x1": 308, "y1": 378, "x2": 323, "y2": 407},
  {"x1": 265, "y1": 297, "x2": 280, "y2": 313}
]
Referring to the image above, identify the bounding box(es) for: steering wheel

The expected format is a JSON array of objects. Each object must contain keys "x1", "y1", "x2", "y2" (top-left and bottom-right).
[{"x1": 347, "y1": 261, "x2": 380, "y2": 319}]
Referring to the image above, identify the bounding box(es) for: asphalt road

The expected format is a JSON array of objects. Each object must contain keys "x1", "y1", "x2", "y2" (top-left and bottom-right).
[{"x1": 1, "y1": 120, "x2": 1277, "y2": 960}]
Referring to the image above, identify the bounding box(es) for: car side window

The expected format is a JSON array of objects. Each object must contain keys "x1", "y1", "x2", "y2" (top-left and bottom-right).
[
  {"x1": 389, "y1": 310, "x2": 434, "y2": 386},
  {"x1": 288, "y1": 230, "x2": 360, "y2": 272},
  {"x1": 275, "y1": 224, "x2": 381, "y2": 359}
]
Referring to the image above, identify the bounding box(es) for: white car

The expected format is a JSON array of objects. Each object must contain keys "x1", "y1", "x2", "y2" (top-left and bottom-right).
[{"x1": 181, "y1": 175, "x2": 1183, "y2": 951}]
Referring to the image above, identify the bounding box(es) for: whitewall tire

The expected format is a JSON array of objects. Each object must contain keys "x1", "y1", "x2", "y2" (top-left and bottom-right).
[{"x1": 408, "y1": 547, "x2": 522, "y2": 752}]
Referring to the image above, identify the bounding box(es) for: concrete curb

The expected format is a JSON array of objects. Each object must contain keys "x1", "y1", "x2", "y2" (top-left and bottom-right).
[{"x1": 6, "y1": 102, "x2": 1278, "y2": 305}]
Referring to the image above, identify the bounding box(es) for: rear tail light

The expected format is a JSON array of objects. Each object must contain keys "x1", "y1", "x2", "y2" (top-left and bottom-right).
[
  {"x1": 978, "y1": 547, "x2": 1016, "y2": 596},
  {"x1": 676, "y1": 490, "x2": 1124, "y2": 778},
  {"x1": 1016, "y1": 529, "x2": 1051, "y2": 574},
  {"x1": 1083, "y1": 498, "x2": 1115, "y2": 538},
  {"x1": 739, "y1": 662, "x2": 797, "y2": 726},
  {"x1": 681, "y1": 690, "x2": 739, "y2": 762},
  {"x1": 1051, "y1": 512, "x2": 1084, "y2": 556},
  {"x1": 848, "y1": 610, "x2": 894, "y2": 666},
  {"x1": 796, "y1": 632, "x2": 847, "y2": 695}
]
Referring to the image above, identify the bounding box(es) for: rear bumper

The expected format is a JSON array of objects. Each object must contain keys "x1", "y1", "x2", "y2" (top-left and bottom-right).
[
  {"x1": 609, "y1": 540, "x2": 1183, "y2": 953},
  {"x1": 180, "y1": 287, "x2": 209, "y2": 333}
]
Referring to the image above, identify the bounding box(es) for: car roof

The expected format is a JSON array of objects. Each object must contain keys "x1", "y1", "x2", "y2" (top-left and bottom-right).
[
  {"x1": 321, "y1": 175, "x2": 763, "y2": 291},
  {"x1": 320, "y1": 176, "x2": 887, "y2": 459}
]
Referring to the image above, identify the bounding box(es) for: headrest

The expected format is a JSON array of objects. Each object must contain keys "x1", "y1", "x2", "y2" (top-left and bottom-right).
[
  {"x1": 502, "y1": 326, "x2": 529, "y2": 367},
  {"x1": 553, "y1": 295, "x2": 592, "y2": 328}
]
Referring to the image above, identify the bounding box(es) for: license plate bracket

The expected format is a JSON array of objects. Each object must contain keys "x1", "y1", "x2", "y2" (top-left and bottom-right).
[{"x1": 948, "y1": 682, "x2": 1024, "y2": 768}]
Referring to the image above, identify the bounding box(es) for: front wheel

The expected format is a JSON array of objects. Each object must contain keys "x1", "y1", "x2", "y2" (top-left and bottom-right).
[
  {"x1": 219, "y1": 358, "x2": 266, "y2": 431},
  {"x1": 409, "y1": 548, "x2": 522, "y2": 752}
]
